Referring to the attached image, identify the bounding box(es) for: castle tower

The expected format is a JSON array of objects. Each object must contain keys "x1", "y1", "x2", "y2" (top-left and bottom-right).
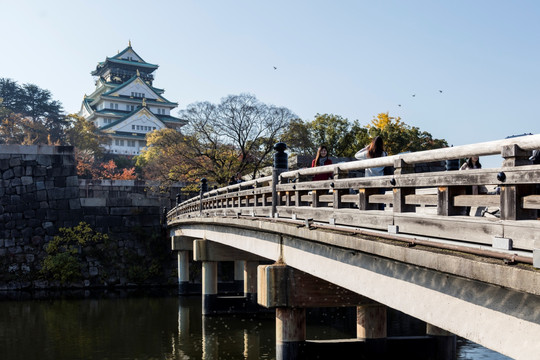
[{"x1": 79, "y1": 42, "x2": 186, "y2": 155}]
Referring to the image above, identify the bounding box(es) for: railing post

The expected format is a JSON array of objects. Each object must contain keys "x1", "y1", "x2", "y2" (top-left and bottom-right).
[
  {"x1": 392, "y1": 159, "x2": 415, "y2": 213},
  {"x1": 358, "y1": 188, "x2": 379, "y2": 210},
  {"x1": 438, "y1": 186, "x2": 467, "y2": 216},
  {"x1": 272, "y1": 142, "x2": 288, "y2": 218},
  {"x1": 439, "y1": 159, "x2": 466, "y2": 216},
  {"x1": 333, "y1": 167, "x2": 348, "y2": 209},
  {"x1": 199, "y1": 178, "x2": 208, "y2": 215},
  {"x1": 500, "y1": 144, "x2": 536, "y2": 220}
]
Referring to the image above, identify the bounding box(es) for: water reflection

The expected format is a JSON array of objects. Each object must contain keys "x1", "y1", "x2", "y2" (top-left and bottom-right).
[{"x1": 0, "y1": 291, "x2": 511, "y2": 360}]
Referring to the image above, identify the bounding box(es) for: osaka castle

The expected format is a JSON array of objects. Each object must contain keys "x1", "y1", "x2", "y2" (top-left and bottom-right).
[{"x1": 79, "y1": 42, "x2": 186, "y2": 155}]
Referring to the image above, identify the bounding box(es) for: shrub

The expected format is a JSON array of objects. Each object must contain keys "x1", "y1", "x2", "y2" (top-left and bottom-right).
[{"x1": 41, "y1": 222, "x2": 109, "y2": 284}]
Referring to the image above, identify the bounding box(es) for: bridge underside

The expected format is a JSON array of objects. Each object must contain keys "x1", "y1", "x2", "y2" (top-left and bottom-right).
[{"x1": 170, "y1": 216, "x2": 540, "y2": 360}]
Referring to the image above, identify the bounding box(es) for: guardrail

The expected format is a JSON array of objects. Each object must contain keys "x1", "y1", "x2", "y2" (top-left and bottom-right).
[{"x1": 167, "y1": 134, "x2": 540, "y2": 263}]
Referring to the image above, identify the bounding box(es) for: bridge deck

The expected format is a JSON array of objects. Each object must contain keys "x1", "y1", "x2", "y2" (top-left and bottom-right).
[{"x1": 167, "y1": 135, "x2": 540, "y2": 359}]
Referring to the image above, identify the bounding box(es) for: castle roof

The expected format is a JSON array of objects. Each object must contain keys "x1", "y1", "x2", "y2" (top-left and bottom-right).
[
  {"x1": 91, "y1": 44, "x2": 159, "y2": 76},
  {"x1": 99, "y1": 106, "x2": 186, "y2": 131},
  {"x1": 100, "y1": 75, "x2": 177, "y2": 105}
]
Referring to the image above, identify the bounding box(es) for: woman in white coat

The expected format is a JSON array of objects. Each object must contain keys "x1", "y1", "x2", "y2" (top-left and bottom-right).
[{"x1": 354, "y1": 136, "x2": 387, "y2": 177}]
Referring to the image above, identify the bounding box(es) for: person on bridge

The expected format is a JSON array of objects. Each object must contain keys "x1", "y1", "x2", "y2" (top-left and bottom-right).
[
  {"x1": 354, "y1": 136, "x2": 388, "y2": 177},
  {"x1": 459, "y1": 156, "x2": 488, "y2": 215},
  {"x1": 460, "y1": 156, "x2": 482, "y2": 170},
  {"x1": 355, "y1": 136, "x2": 388, "y2": 210},
  {"x1": 311, "y1": 145, "x2": 333, "y2": 181}
]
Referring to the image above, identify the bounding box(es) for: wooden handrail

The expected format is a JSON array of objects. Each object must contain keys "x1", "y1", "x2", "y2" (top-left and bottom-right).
[{"x1": 169, "y1": 135, "x2": 540, "y2": 234}]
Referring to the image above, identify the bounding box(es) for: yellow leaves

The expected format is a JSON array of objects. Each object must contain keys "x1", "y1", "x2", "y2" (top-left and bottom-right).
[{"x1": 368, "y1": 112, "x2": 402, "y2": 130}]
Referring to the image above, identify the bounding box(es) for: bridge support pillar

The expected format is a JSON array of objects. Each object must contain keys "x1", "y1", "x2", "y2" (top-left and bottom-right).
[
  {"x1": 234, "y1": 260, "x2": 245, "y2": 293},
  {"x1": 356, "y1": 303, "x2": 387, "y2": 357},
  {"x1": 195, "y1": 239, "x2": 267, "y2": 314},
  {"x1": 426, "y1": 324, "x2": 456, "y2": 360},
  {"x1": 171, "y1": 235, "x2": 196, "y2": 294},
  {"x1": 356, "y1": 304, "x2": 387, "y2": 339},
  {"x1": 245, "y1": 261, "x2": 258, "y2": 305},
  {"x1": 202, "y1": 261, "x2": 218, "y2": 315},
  {"x1": 276, "y1": 307, "x2": 307, "y2": 360},
  {"x1": 177, "y1": 251, "x2": 190, "y2": 294},
  {"x1": 259, "y1": 264, "x2": 372, "y2": 360}
]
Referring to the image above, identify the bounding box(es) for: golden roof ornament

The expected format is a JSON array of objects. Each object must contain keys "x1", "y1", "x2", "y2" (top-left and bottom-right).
[
  {"x1": 129, "y1": 40, "x2": 132, "y2": 47},
  {"x1": 142, "y1": 98, "x2": 146, "y2": 107},
  {"x1": 136, "y1": 69, "x2": 140, "y2": 77}
]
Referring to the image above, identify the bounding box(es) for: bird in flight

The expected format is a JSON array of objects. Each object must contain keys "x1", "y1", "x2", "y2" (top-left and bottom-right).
[
  {"x1": 439, "y1": 90, "x2": 443, "y2": 93},
  {"x1": 412, "y1": 94, "x2": 416, "y2": 97},
  {"x1": 273, "y1": 66, "x2": 277, "y2": 70}
]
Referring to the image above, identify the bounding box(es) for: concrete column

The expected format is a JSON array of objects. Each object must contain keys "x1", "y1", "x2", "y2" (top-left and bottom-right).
[
  {"x1": 357, "y1": 304, "x2": 387, "y2": 339},
  {"x1": 202, "y1": 261, "x2": 218, "y2": 315},
  {"x1": 177, "y1": 251, "x2": 190, "y2": 294},
  {"x1": 276, "y1": 307, "x2": 306, "y2": 360},
  {"x1": 234, "y1": 260, "x2": 245, "y2": 293},
  {"x1": 244, "y1": 261, "x2": 258, "y2": 304},
  {"x1": 426, "y1": 323, "x2": 456, "y2": 360}
]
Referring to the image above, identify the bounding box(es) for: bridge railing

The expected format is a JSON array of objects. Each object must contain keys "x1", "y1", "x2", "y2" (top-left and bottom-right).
[{"x1": 168, "y1": 134, "x2": 540, "y2": 256}]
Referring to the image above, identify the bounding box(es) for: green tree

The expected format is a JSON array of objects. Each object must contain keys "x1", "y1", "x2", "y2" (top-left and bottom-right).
[
  {"x1": 65, "y1": 114, "x2": 107, "y2": 157},
  {"x1": 0, "y1": 78, "x2": 66, "y2": 144},
  {"x1": 280, "y1": 118, "x2": 314, "y2": 156},
  {"x1": 0, "y1": 78, "x2": 25, "y2": 112},
  {"x1": 281, "y1": 114, "x2": 369, "y2": 158},
  {"x1": 309, "y1": 114, "x2": 352, "y2": 157}
]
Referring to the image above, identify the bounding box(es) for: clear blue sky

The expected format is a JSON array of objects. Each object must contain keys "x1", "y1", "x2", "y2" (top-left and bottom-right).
[{"x1": 2, "y1": 0, "x2": 539, "y2": 167}]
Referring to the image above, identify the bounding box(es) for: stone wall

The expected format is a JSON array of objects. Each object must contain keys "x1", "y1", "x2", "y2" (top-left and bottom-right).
[{"x1": 0, "y1": 145, "x2": 179, "y2": 290}]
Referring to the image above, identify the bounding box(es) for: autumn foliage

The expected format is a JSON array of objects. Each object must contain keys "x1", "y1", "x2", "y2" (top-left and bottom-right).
[{"x1": 75, "y1": 150, "x2": 137, "y2": 180}]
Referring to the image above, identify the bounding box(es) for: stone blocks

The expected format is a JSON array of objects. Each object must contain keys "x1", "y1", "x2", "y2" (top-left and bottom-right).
[{"x1": 0, "y1": 145, "x2": 180, "y2": 290}]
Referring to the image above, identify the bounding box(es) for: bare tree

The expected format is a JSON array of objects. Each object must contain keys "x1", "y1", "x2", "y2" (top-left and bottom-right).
[{"x1": 180, "y1": 94, "x2": 296, "y2": 182}]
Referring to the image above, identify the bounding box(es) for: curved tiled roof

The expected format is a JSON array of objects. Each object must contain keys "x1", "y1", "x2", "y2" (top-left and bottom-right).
[{"x1": 100, "y1": 76, "x2": 177, "y2": 105}]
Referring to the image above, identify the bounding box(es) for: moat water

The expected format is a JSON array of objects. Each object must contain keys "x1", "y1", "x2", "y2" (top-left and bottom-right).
[{"x1": 0, "y1": 289, "x2": 511, "y2": 360}]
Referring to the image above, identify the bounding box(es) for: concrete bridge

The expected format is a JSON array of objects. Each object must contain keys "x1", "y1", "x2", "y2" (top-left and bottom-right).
[{"x1": 167, "y1": 134, "x2": 540, "y2": 360}]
